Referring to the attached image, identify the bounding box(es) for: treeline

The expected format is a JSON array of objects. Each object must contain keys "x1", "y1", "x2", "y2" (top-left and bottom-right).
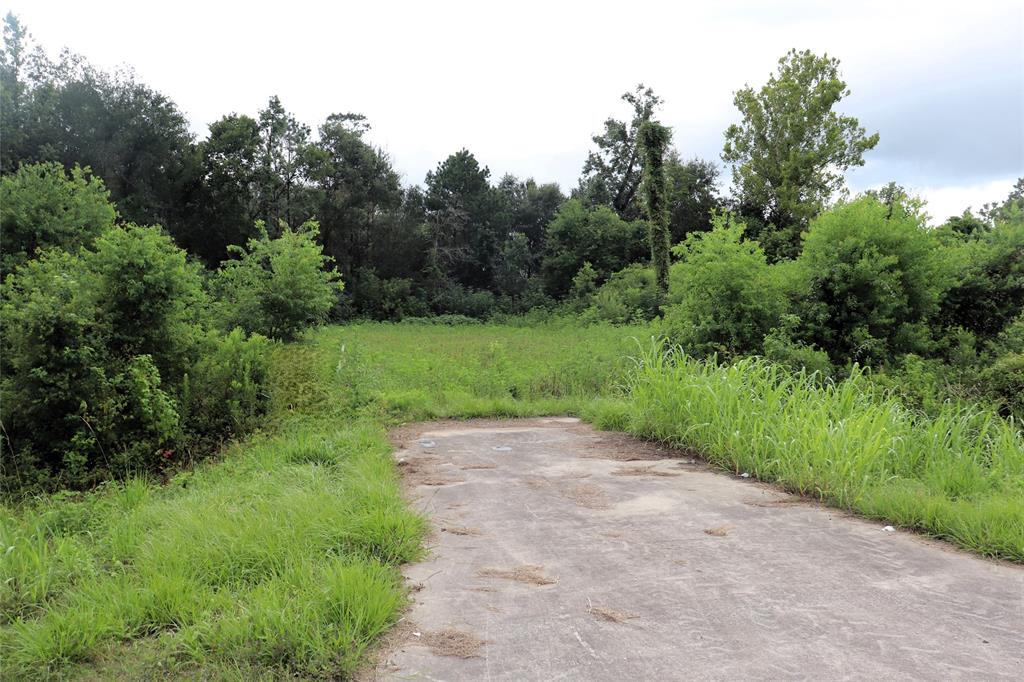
[{"x1": 1, "y1": 13, "x2": 1022, "y2": 490}]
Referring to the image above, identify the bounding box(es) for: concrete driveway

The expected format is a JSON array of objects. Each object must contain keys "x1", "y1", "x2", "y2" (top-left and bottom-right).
[{"x1": 370, "y1": 418, "x2": 1024, "y2": 681}]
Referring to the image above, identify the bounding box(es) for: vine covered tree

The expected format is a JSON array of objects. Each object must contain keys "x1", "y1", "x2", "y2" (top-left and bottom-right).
[
  {"x1": 723, "y1": 49, "x2": 879, "y2": 259},
  {"x1": 638, "y1": 120, "x2": 672, "y2": 294}
]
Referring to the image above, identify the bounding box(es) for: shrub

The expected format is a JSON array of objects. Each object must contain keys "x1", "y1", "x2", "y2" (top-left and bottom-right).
[
  {"x1": 1, "y1": 228, "x2": 270, "y2": 491},
  {"x1": 0, "y1": 162, "x2": 117, "y2": 277},
  {"x1": 663, "y1": 214, "x2": 787, "y2": 358},
  {"x1": 541, "y1": 200, "x2": 647, "y2": 297},
  {"x1": 215, "y1": 220, "x2": 343, "y2": 341},
  {"x1": 794, "y1": 197, "x2": 950, "y2": 365},
  {"x1": 762, "y1": 318, "x2": 834, "y2": 380},
  {"x1": 430, "y1": 283, "x2": 496, "y2": 318},
  {"x1": 583, "y1": 265, "x2": 660, "y2": 324},
  {"x1": 182, "y1": 329, "x2": 271, "y2": 444},
  {"x1": 981, "y1": 353, "x2": 1024, "y2": 420}
]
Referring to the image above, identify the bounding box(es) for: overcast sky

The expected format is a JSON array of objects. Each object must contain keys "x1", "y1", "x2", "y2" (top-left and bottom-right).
[{"x1": 7, "y1": 0, "x2": 1023, "y2": 221}]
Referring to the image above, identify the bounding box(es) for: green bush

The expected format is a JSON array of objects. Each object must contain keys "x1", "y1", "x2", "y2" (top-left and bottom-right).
[
  {"x1": 663, "y1": 214, "x2": 787, "y2": 358},
  {"x1": 582, "y1": 264, "x2": 660, "y2": 324},
  {"x1": 541, "y1": 199, "x2": 647, "y2": 297},
  {"x1": 215, "y1": 220, "x2": 343, "y2": 341},
  {"x1": 794, "y1": 197, "x2": 950, "y2": 365},
  {"x1": 183, "y1": 329, "x2": 271, "y2": 445},
  {"x1": 0, "y1": 163, "x2": 117, "y2": 277},
  {"x1": 1, "y1": 228, "x2": 270, "y2": 491},
  {"x1": 981, "y1": 353, "x2": 1024, "y2": 420},
  {"x1": 430, "y1": 283, "x2": 496, "y2": 318},
  {"x1": 762, "y1": 318, "x2": 834, "y2": 380}
]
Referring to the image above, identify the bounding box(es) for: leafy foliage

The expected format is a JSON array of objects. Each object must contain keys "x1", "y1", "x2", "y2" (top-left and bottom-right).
[
  {"x1": 215, "y1": 220, "x2": 343, "y2": 340},
  {"x1": 664, "y1": 214, "x2": 787, "y2": 358},
  {"x1": 793, "y1": 197, "x2": 950, "y2": 365},
  {"x1": 0, "y1": 162, "x2": 116, "y2": 276},
  {"x1": 723, "y1": 49, "x2": 879, "y2": 260}
]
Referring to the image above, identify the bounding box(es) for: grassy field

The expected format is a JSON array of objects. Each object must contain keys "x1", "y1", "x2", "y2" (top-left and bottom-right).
[
  {"x1": 2, "y1": 321, "x2": 1022, "y2": 679},
  {"x1": 0, "y1": 321, "x2": 645, "y2": 680}
]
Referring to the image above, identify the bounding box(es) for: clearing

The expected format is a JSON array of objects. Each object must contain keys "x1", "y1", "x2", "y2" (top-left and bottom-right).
[{"x1": 371, "y1": 418, "x2": 1023, "y2": 680}]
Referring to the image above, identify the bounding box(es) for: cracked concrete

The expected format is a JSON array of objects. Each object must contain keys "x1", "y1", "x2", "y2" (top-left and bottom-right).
[{"x1": 372, "y1": 418, "x2": 1024, "y2": 681}]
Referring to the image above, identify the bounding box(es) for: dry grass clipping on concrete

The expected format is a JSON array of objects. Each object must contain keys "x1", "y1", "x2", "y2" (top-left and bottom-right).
[
  {"x1": 588, "y1": 603, "x2": 639, "y2": 624},
  {"x1": 477, "y1": 564, "x2": 557, "y2": 585},
  {"x1": 421, "y1": 628, "x2": 487, "y2": 658},
  {"x1": 704, "y1": 524, "x2": 736, "y2": 537},
  {"x1": 562, "y1": 483, "x2": 609, "y2": 510},
  {"x1": 441, "y1": 525, "x2": 481, "y2": 536},
  {"x1": 612, "y1": 465, "x2": 681, "y2": 477}
]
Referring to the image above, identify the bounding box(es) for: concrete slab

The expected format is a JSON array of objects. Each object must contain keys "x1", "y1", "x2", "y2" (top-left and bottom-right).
[{"x1": 371, "y1": 418, "x2": 1024, "y2": 681}]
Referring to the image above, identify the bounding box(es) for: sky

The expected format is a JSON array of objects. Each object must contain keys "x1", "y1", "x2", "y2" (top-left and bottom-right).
[{"x1": 6, "y1": 0, "x2": 1024, "y2": 222}]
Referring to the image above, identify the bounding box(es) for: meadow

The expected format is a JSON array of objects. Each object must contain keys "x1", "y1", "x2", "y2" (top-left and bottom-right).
[{"x1": 2, "y1": 321, "x2": 1022, "y2": 679}]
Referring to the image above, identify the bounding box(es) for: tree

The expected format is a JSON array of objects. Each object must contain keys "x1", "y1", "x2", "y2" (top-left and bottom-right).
[
  {"x1": 0, "y1": 162, "x2": 117, "y2": 276},
  {"x1": 577, "y1": 84, "x2": 662, "y2": 220},
  {"x1": 638, "y1": 120, "x2": 672, "y2": 294},
  {"x1": 794, "y1": 197, "x2": 949, "y2": 365},
  {"x1": 255, "y1": 96, "x2": 312, "y2": 231},
  {"x1": 495, "y1": 174, "x2": 565, "y2": 252},
  {"x1": 663, "y1": 214, "x2": 787, "y2": 358},
  {"x1": 304, "y1": 113, "x2": 402, "y2": 279},
  {"x1": 723, "y1": 49, "x2": 879, "y2": 260},
  {"x1": 540, "y1": 199, "x2": 647, "y2": 297},
  {"x1": 423, "y1": 150, "x2": 502, "y2": 290},
  {"x1": 214, "y1": 220, "x2": 343, "y2": 341},
  {"x1": 665, "y1": 153, "x2": 721, "y2": 243}
]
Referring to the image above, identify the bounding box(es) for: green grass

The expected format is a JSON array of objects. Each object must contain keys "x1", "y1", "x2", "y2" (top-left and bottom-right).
[
  {"x1": 0, "y1": 321, "x2": 644, "y2": 679},
  {"x1": 588, "y1": 340, "x2": 1024, "y2": 561},
  {"x1": 3, "y1": 320, "x2": 1022, "y2": 679}
]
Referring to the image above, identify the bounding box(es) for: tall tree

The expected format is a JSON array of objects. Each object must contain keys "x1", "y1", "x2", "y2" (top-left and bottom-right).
[
  {"x1": 256, "y1": 96, "x2": 312, "y2": 231},
  {"x1": 665, "y1": 153, "x2": 721, "y2": 242},
  {"x1": 638, "y1": 120, "x2": 672, "y2": 294},
  {"x1": 423, "y1": 150, "x2": 502, "y2": 290},
  {"x1": 304, "y1": 113, "x2": 402, "y2": 278},
  {"x1": 577, "y1": 84, "x2": 662, "y2": 220},
  {"x1": 722, "y1": 49, "x2": 879, "y2": 260}
]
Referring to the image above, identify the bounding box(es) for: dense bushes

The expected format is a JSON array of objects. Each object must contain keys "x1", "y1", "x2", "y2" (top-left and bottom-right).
[
  {"x1": 0, "y1": 223, "x2": 271, "y2": 490},
  {"x1": 793, "y1": 197, "x2": 949, "y2": 365},
  {"x1": 214, "y1": 220, "x2": 343, "y2": 341},
  {"x1": 0, "y1": 163, "x2": 116, "y2": 277},
  {"x1": 0, "y1": 166, "x2": 346, "y2": 492},
  {"x1": 663, "y1": 214, "x2": 787, "y2": 358}
]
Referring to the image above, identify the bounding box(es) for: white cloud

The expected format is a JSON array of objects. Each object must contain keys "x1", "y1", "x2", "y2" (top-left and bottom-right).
[
  {"x1": 915, "y1": 178, "x2": 1017, "y2": 224},
  {"x1": 6, "y1": 0, "x2": 1023, "y2": 191}
]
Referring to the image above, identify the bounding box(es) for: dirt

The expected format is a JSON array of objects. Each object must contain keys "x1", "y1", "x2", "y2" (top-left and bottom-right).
[
  {"x1": 373, "y1": 417, "x2": 1024, "y2": 681},
  {"x1": 704, "y1": 523, "x2": 736, "y2": 536}
]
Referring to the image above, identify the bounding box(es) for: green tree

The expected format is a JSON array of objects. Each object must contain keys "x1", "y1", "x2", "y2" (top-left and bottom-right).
[
  {"x1": 794, "y1": 197, "x2": 949, "y2": 365},
  {"x1": 664, "y1": 214, "x2": 787, "y2": 358},
  {"x1": 304, "y1": 113, "x2": 403, "y2": 279},
  {"x1": 638, "y1": 120, "x2": 672, "y2": 293},
  {"x1": 665, "y1": 154, "x2": 721, "y2": 242},
  {"x1": 0, "y1": 162, "x2": 117, "y2": 276},
  {"x1": 423, "y1": 150, "x2": 502, "y2": 290},
  {"x1": 723, "y1": 49, "x2": 879, "y2": 260},
  {"x1": 577, "y1": 84, "x2": 662, "y2": 220},
  {"x1": 540, "y1": 199, "x2": 647, "y2": 298},
  {"x1": 214, "y1": 220, "x2": 343, "y2": 340}
]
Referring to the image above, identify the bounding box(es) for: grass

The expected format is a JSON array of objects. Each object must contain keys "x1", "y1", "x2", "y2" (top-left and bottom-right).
[
  {"x1": 0, "y1": 321, "x2": 644, "y2": 679},
  {"x1": 588, "y1": 340, "x2": 1024, "y2": 561},
  {"x1": 3, "y1": 320, "x2": 1022, "y2": 679}
]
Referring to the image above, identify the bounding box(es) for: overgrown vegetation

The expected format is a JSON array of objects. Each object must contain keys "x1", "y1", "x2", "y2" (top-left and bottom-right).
[
  {"x1": 0, "y1": 323, "x2": 641, "y2": 678},
  {"x1": 1, "y1": 10, "x2": 1022, "y2": 679}
]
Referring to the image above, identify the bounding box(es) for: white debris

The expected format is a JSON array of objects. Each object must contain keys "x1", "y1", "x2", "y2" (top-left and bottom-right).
[
  {"x1": 739, "y1": 472, "x2": 750, "y2": 478},
  {"x1": 419, "y1": 440, "x2": 436, "y2": 448},
  {"x1": 883, "y1": 526, "x2": 896, "y2": 533},
  {"x1": 412, "y1": 631, "x2": 421, "y2": 637}
]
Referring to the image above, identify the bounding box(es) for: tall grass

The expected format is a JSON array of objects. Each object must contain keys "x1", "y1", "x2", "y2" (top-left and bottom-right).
[
  {"x1": 0, "y1": 321, "x2": 645, "y2": 679},
  {"x1": 591, "y1": 340, "x2": 1024, "y2": 561}
]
